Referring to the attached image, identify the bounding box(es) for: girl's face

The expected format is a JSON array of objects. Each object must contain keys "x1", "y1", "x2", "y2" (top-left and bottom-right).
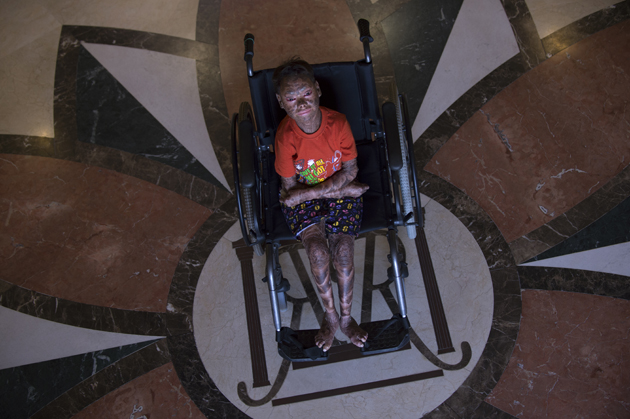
[{"x1": 276, "y1": 76, "x2": 322, "y2": 133}]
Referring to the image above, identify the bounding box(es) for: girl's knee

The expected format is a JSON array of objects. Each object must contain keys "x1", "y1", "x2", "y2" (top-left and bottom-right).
[
  {"x1": 332, "y1": 235, "x2": 354, "y2": 271},
  {"x1": 306, "y1": 240, "x2": 330, "y2": 269}
]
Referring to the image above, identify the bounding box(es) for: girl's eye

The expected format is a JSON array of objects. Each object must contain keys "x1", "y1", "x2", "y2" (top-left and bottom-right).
[
  {"x1": 305, "y1": 91, "x2": 311, "y2": 96},
  {"x1": 286, "y1": 97, "x2": 295, "y2": 102}
]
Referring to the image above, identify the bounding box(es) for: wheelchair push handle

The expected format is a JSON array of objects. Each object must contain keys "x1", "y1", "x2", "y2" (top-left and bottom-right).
[
  {"x1": 357, "y1": 19, "x2": 373, "y2": 63},
  {"x1": 358, "y1": 19, "x2": 373, "y2": 42},
  {"x1": 244, "y1": 33, "x2": 255, "y2": 76}
]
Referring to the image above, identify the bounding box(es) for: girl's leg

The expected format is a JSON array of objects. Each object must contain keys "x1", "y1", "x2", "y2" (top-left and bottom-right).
[
  {"x1": 329, "y1": 234, "x2": 367, "y2": 347},
  {"x1": 300, "y1": 221, "x2": 339, "y2": 352}
]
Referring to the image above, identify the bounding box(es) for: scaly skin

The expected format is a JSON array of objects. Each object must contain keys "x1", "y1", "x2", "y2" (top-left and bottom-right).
[
  {"x1": 277, "y1": 75, "x2": 368, "y2": 350},
  {"x1": 296, "y1": 218, "x2": 368, "y2": 351}
]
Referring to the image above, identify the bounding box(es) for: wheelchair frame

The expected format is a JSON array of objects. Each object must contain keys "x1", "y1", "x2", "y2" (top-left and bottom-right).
[{"x1": 231, "y1": 19, "x2": 423, "y2": 362}]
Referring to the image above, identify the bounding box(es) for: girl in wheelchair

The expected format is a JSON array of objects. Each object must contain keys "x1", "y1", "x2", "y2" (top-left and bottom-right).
[{"x1": 273, "y1": 58, "x2": 370, "y2": 352}]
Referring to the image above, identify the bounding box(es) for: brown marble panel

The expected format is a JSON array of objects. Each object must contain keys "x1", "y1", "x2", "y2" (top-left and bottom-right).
[
  {"x1": 218, "y1": 0, "x2": 364, "y2": 117},
  {"x1": 486, "y1": 290, "x2": 630, "y2": 418},
  {"x1": 71, "y1": 362, "x2": 206, "y2": 419},
  {"x1": 425, "y1": 20, "x2": 630, "y2": 243},
  {"x1": 0, "y1": 155, "x2": 210, "y2": 312}
]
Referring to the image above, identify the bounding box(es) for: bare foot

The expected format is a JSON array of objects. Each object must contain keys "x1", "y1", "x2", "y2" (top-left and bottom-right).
[
  {"x1": 315, "y1": 311, "x2": 340, "y2": 352},
  {"x1": 340, "y1": 315, "x2": 368, "y2": 348}
]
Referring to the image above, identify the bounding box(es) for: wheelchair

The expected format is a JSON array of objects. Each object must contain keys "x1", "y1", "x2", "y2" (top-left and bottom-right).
[{"x1": 231, "y1": 19, "x2": 422, "y2": 362}]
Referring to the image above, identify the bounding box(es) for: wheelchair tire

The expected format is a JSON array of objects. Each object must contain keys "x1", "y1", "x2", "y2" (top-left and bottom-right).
[
  {"x1": 238, "y1": 102, "x2": 264, "y2": 257},
  {"x1": 242, "y1": 187, "x2": 264, "y2": 256},
  {"x1": 390, "y1": 82, "x2": 417, "y2": 240}
]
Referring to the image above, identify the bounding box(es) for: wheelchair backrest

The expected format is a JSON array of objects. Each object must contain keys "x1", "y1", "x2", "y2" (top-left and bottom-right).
[{"x1": 248, "y1": 61, "x2": 382, "y2": 146}]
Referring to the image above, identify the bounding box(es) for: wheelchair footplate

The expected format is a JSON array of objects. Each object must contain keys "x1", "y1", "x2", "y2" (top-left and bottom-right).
[
  {"x1": 277, "y1": 314, "x2": 410, "y2": 362},
  {"x1": 360, "y1": 313, "x2": 410, "y2": 356},
  {"x1": 278, "y1": 327, "x2": 329, "y2": 362}
]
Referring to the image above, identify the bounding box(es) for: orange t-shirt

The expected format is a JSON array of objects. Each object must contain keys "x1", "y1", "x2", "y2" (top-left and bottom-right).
[{"x1": 274, "y1": 107, "x2": 357, "y2": 185}]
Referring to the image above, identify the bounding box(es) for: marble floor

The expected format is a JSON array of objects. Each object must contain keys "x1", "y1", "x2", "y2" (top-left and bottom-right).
[{"x1": 0, "y1": 0, "x2": 629, "y2": 418}]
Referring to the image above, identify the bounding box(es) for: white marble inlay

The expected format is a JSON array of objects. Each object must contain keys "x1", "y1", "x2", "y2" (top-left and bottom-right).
[
  {"x1": 525, "y1": 0, "x2": 619, "y2": 39},
  {"x1": 411, "y1": 0, "x2": 519, "y2": 141},
  {"x1": 82, "y1": 42, "x2": 230, "y2": 191},
  {"x1": 193, "y1": 195, "x2": 494, "y2": 418},
  {"x1": 0, "y1": 306, "x2": 161, "y2": 369},
  {"x1": 519, "y1": 241, "x2": 630, "y2": 277}
]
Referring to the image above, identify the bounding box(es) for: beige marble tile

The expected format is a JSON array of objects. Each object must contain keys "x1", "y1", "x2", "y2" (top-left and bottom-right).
[
  {"x1": 0, "y1": 1, "x2": 61, "y2": 59},
  {"x1": 525, "y1": 0, "x2": 619, "y2": 38},
  {"x1": 46, "y1": 0, "x2": 200, "y2": 40},
  {"x1": 194, "y1": 192, "x2": 494, "y2": 418},
  {"x1": 0, "y1": 28, "x2": 58, "y2": 137}
]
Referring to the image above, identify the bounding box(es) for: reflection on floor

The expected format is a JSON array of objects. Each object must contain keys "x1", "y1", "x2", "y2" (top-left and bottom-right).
[{"x1": 1, "y1": 0, "x2": 629, "y2": 418}]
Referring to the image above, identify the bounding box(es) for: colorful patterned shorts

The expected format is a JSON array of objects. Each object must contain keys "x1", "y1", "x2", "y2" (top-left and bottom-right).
[{"x1": 281, "y1": 196, "x2": 363, "y2": 239}]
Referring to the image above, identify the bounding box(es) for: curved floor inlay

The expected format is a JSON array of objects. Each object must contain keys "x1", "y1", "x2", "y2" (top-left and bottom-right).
[
  {"x1": 0, "y1": 154, "x2": 210, "y2": 311},
  {"x1": 0, "y1": 278, "x2": 173, "y2": 335},
  {"x1": 30, "y1": 340, "x2": 172, "y2": 419},
  {"x1": 519, "y1": 266, "x2": 630, "y2": 300},
  {"x1": 1, "y1": 339, "x2": 157, "y2": 419},
  {"x1": 193, "y1": 196, "x2": 494, "y2": 417}
]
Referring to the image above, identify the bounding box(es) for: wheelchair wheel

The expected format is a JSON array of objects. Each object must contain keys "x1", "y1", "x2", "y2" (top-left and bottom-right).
[
  {"x1": 237, "y1": 102, "x2": 264, "y2": 256},
  {"x1": 390, "y1": 82, "x2": 417, "y2": 240}
]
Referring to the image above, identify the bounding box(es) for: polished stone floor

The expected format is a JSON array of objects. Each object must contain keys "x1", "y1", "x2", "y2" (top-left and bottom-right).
[{"x1": 1, "y1": 0, "x2": 629, "y2": 418}]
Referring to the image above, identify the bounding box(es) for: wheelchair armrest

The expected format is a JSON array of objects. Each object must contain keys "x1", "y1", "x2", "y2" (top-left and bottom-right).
[
  {"x1": 382, "y1": 102, "x2": 403, "y2": 171},
  {"x1": 239, "y1": 119, "x2": 256, "y2": 188}
]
